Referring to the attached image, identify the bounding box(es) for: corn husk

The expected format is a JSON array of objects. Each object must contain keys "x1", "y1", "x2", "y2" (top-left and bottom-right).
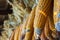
[
  {"x1": 2, "y1": 0, "x2": 38, "y2": 40},
  {"x1": 34, "y1": 0, "x2": 53, "y2": 30},
  {"x1": 13, "y1": 27, "x2": 20, "y2": 40},
  {"x1": 9, "y1": 30, "x2": 15, "y2": 40},
  {"x1": 3, "y1": 0, "x2": 58, "y2": 40},
  {"x1": 48, "y1": 17, "x2": 57, "y2": 39},
  {"x1": 34, "y1": 0, "x2": 53, "y2": 39},
  {"x1": 49, "y1": 17, "x2": 56, "y2": 33},
  {"x1": 24, "y1": 7, "x2": 36, "y2": 40},
  {"x1": 18, "y1": 26, "x2": 22, "y2": 40},
  {"x1": 54, "y1": 0, "x2": 60, "y2": 31},
  {"x1": 18, "y1": 16, "x2": 29, "y2": 40},
  {"x1": 44, "y1": 18, "x2": 54, "y2": 40},
  {"x1": 53, "y1": 0, "x2": 60, "y2": 39}
]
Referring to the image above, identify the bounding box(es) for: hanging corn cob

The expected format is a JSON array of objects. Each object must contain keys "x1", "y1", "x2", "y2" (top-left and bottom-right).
[
  {"x1": 54, "y1": 0, "x2": 60, "y2": 39},
  {"x1": 24, "y1": 7, "x2": 36, "y2": 40},
  {"x1": 33, "y1": 0, "x2": 52, "y2": 39}
]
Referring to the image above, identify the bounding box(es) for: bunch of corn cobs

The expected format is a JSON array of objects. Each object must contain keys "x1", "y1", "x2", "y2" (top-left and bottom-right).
[{"x1": 3, "y1": 0, "x2": 60, "y2": 40}]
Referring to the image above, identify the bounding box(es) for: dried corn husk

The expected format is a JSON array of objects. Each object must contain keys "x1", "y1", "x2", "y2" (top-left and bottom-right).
[
  {"x1": 48, "y1": 17, "x2": 57, "y2": 39},
  {"x1": 24, "y1": 6, "x2": 36, "y2": 40},
  {"x1": 14, "y1": 27, "x2": 20, "y2": 40},
  {"x1": 54, "y1": 0, "x2": 60, "y2": 39},
  {"x1": 49, "y1": 17, "x2": 56, "y2": 33},
  {"x1": 54, "y1": 0, "x2": 60, "y2": 32},
  {"x1": 44, "y1": 18, "x2": 54, "y2": 40},
  {"x1": 3, "y1": 0, "x2": 38, "y2": 40},
  {"x1": 9, "y1": 30, "x2": 15, "y2": 40},
  {"x1": 18, "y1": 26, "x2": 22, "y2": 40},
  {"x1": 34, "y1": 0, "x2": 52, "y2": 39},
  {"x1": 19, "y1": 17, "x2": 29, "y2": 40},
  {"x1": 2, "y1": 0, "x2": 58, "y2": 40}
]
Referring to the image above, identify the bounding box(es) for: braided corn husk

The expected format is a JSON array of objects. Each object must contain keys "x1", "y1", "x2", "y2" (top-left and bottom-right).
[{"x1": 24, "y1": 7, "x2": 36, "y2": 40}]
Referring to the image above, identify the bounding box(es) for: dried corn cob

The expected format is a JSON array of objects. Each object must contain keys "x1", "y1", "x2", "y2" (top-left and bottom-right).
[
  {"x1": 34, "y1": 0, "x2": 52, "y2": 39},
  {"x1": 44, "y1": 18, "x2": 54, "y2": 40},
  {"x1": 24, "y1": 7, "x2": 36, "y2": 40}
]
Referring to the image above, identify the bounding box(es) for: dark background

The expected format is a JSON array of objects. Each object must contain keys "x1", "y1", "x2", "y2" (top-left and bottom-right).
[{"x1": 0, "y1": 0, "x2": 12, "y2": 36}]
